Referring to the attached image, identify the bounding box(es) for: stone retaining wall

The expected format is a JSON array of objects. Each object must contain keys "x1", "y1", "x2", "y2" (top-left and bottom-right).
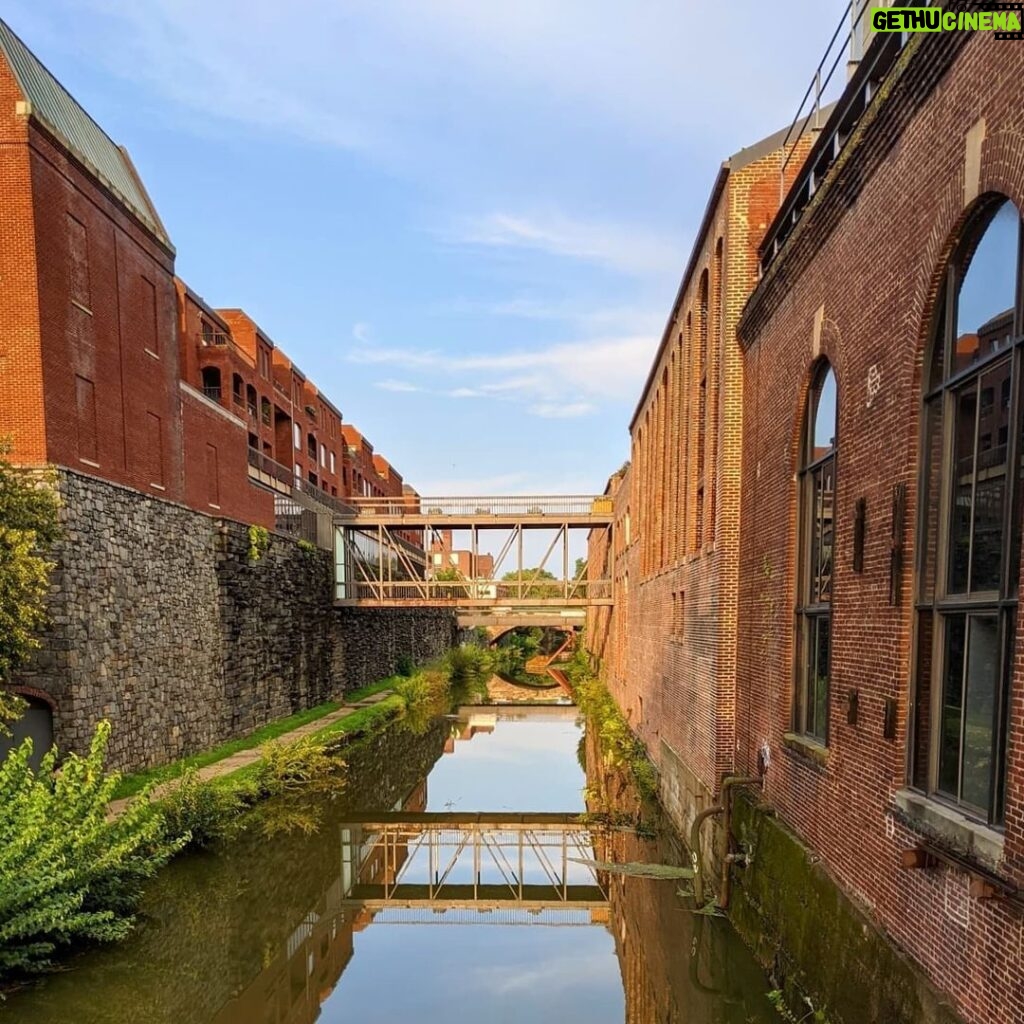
[{"x1": 13, "y1": 469, "x2": 456, "y2": 771}]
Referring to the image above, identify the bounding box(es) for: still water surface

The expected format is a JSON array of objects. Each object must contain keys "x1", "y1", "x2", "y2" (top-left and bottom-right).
[{"x1": 4, "y1": 706, "x2": 776, "y2": 1023}]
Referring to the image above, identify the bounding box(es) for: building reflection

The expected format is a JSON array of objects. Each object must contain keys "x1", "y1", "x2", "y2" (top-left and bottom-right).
[{"x1": 211, "y1": 777, "x2": 429, "y2": 1024}]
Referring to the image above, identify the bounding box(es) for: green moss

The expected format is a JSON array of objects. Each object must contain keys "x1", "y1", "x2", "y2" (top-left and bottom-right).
[{"x1": 729, "y1": 790, "x2": 964, "y2": 1024}]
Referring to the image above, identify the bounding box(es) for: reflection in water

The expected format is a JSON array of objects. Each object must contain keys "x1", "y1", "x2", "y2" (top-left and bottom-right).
[{"x1": 5, "y1": 705, "x2": 775, "y2": 1023}]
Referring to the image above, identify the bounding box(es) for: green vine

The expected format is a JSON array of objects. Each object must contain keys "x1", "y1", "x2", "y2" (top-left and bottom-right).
[
  {"x1": 247, "y1": 525, "x2": 270, "y2": 563},
  {"x1": 297, "y1": 539, "x2": 316, "y2": 556}
]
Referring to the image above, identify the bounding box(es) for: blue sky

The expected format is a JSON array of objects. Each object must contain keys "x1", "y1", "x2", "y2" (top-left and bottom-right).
[{"x1": 8, "y1": 0, "x2": 848, "y2": 495}]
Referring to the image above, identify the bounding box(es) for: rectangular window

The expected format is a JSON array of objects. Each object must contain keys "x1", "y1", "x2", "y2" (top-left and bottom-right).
[
  {"x1": 139, "y1": 276, "x2": 159, "y2": 357},
  {"x1": 205, "y1": 443, "x2": 220, "y2": 507},
  {"x1": 75, "y1": 375, "x2": 97, "y2": 462},
  {"x1": 330, "y1": 451, "x2": 336, "y2": 474},
  {"x1": 320, "y1": 443, "x2": 326, "y2": 467},
  {"x1": 294, "y1": 462, "x2": 302, "y2": 484},
  {"x1": 67, "y1": 214, "x2": 91, "y2": 309},
  {"x1": 293, "y1": 423, "x2": 301, "y2": 450},
  {"x1": 146, "y1": 412, "x2": 164, "y2": 487}
]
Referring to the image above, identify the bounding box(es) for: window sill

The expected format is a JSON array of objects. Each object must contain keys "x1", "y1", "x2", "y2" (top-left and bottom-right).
[
  {"x1": 144, "y1": 348, "x2": 160, "y2": 360},
  {"x1": 782, "y1": 732, "x2": 830, "y2": 767},
  {"x1": 891, "y1": 789, "x2": 1004, "y2": 871},
  {"x1": 71, "y1": 299, "x2": 93, "y2": 316},
  {"x1": 78, "y1": 457, "x2": 100, "y2": 469}
]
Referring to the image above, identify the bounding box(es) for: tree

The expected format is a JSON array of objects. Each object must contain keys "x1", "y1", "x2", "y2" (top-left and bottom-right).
[
  {"x1": 0, "y1": 442, "x2": 60, "y2": 725},
  {"x1": 500, "y1": 567, "x2": 559, "y2": 599}
]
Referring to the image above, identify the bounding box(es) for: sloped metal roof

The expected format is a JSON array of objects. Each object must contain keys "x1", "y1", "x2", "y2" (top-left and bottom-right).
[{"x1": 0, "y1": 19, "x2": 170, "y2": 247}]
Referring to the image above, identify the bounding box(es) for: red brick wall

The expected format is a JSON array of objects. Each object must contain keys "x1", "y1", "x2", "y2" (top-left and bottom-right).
[
  {"x1": 180, "y1": 385, "x2": 273, "y2": 528},
  {"x1": 0, "y1": 60, "x2": 45, "y2": 462},
  {"x1": 28, "y1": 122, "x2": 182, "y2": 501},
  {"x1": 736, "y1": 32, "x2": 1024, "y2": 1024},
  {"x1": 586, "y1": 136, "x2": 807, "y2": 829}
]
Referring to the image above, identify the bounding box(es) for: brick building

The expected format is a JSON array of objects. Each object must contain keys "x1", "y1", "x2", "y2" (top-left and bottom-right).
[
  {"x1": 586, "y1": 120, "x2": 815, "y2": 834},
  {"x1": 0, "y1": 17, "x2": 414, "y2": 537},
  {"x1": 428, "y1": 529, "x2": 495, "y2": 580},
  {"x1": 589, "y1": 18, "x2": 1024, "y2": 1024}
]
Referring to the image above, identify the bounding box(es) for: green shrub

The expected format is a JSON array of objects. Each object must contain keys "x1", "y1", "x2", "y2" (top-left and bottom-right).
[
  {"x1": 445, "y1": 645, "x2": 493, "y2": 700},
  {"x1": 571, "y1": 668, "x2": 658, "y2": 800},
  {"x1": 395, "y1": 653, "x2": 415, "y2": 677},
  {"x1": 252, "y1": 736, "x2": 346, "y2": 797},
  {"x1": 247, "y1": 524, "x2": 270, "y2": 563},
  {"x1": 158, "y1": 769, "x2": 248, "y2": 849},
  {"x1": 0, "y1": 721, "x2": 183, "y2": 979}
]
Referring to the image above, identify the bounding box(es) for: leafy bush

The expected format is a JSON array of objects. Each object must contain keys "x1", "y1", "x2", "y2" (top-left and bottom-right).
[
  {"x1": 571, "y1": 667, "x2": 659, "y2": 800},
  {"x1": 395, "y1": 653, "x2": 416, "y2": 677},
  {"x1": 445, "y1": 645, "x2": 493, "y2": 699},
  {"x1": 0, "y1": 722, "x2": 183, "y2": 979},
  {"x1": 0, "y1": 442, "x2": 60, "y2": 725},
  {"x1": 252, "y1": 736, "x2": 346, "y2": 797},
  {"x1": 158, "y1": 769, "x2": 248, "y2": 849}
]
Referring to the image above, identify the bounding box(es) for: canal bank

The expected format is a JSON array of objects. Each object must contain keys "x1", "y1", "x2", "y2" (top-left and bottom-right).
[{"x1": 3, "y1": 703, "x2": 782, "y2": 1023}]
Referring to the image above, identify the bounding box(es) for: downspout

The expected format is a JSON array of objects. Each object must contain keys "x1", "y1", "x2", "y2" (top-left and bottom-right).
[
  {"x1": 719, "y1": 776, "x2": 762, "y2": 910},
  {"x1": 689, "y1": 775, "x2": 762, "y2": 910}
]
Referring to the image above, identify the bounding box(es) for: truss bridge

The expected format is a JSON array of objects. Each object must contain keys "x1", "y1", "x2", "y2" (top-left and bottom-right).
[{"x1": 333, "y1": 495, "x2": 613, "y2": 625}]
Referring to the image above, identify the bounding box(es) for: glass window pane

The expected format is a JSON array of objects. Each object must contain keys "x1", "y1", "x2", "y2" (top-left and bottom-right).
[
  {"x1": 808, "y1": 615, "x2": 830, "y2": 742},
  {"x1": 813, "y1": 368, "x2": 837, "y2": 454},
  {"x1": 937, "y1": 614, "x2": 966, "y2": 798},
  {"x1": 911, "y1": 610, "x2": 935, "y2": 791},
  {"x1": 948, "y1": 383, "x2": 977, "y2": 594},
  {"x1": 961, "y1": 615, "x2": 999, "y2": 811},
  {"x1": 918, "y1": 399, "x2": 944, "y2": 601},
  {"x1": 954, "y1": 200, "x2": 1019, "y2": 374},
  {"x1": 817, "y1": 458, "x2": 834, "y2": 603},
  {"x1": 970, "y1": 362, "x2": 1010, "y2": 592}
]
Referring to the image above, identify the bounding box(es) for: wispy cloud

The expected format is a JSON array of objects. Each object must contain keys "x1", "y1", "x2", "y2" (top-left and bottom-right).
[
  {"x1": 529, "y1": 402, "x2": 595, "y2": 419},
  {"x1": 352, "y1": 333, "x2": 656, "y2": 410},
  {"x1": 446, "y1": 210, "x2": 684, "y2": 277},
  {"x1": 375, "y1": 379, "x2": 421, "y2": 393}
]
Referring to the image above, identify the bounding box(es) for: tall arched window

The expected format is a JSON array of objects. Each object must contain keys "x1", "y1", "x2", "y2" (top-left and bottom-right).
[
  {"x1": 912, "y1": 197, "x2": 1023, "y2": 826},
  {"x1": 796, "y1": 362, "x2": 837, "y2": 743},
  {"x1": 696, "y1": 272, "x2": 709, "y2": 550}
]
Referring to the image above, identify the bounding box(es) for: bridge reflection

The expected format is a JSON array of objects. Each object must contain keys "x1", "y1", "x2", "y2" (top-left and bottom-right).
[{"x1": 339, "y1": 811, "x2": 608, "y2": 912}]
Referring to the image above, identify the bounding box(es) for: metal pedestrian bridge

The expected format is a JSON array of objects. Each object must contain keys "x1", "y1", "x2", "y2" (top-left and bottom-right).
[{"x1": 333, "y1": 494, "x2": 613, "y2": 626}]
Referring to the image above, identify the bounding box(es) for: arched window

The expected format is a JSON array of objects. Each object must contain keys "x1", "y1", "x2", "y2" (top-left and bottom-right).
[
  {"x1": 912, "y1": 197, "x2": 1023, "y2": 825},
  {"x1": 796, "y1": 362, "x2": 837, "y2": 744},
  {"x1": 696, "y1": 272, "x2": 709, "y2": 550}
]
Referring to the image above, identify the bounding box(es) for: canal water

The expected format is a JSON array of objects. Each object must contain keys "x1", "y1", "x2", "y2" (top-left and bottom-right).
[{"x1": 4, "y1": 705, "x2": 777, "y2": 1023}]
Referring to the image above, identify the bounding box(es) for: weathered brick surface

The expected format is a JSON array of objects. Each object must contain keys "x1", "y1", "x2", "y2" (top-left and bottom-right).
[{"x1": 589, "y1": 30, "x2": 1024, "y2": 1024}]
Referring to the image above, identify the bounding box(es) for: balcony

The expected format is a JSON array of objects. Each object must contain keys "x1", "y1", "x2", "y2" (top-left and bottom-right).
[
  {"x1": 202, "y1": 386, "x2": 222, "y2": 402},
  {"x1": 247, "y1": 448, "x2": 293, "y2": 494},
  {"x1": 200, "y1": 331, "x2": 230, "y2": 347}
]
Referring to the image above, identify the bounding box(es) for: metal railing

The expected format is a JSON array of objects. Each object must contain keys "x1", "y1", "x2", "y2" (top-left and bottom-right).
[
  {"x1": 200, "y1": 331, "x2": 230, "y2": 347},
  {"x1": 340, "y1": 495, "x2": 614, "y2": 518},
  {"x1": 341, "y1": 577, "x2": 612, "y2": 604},
  {"x1": 246, "y1": 447, "x2": 293, "y2": 487},
  {"x1": 201, "y1": 386, "x2": 222, "y2": 401},
  {"x1": 761, "y1": 0, "x2": 924, "y2": 276}
]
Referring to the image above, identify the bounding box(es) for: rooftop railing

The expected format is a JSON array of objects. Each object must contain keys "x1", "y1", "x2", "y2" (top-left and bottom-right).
[{"x1": 761, "y1": 0, "x2": 925, "y2": 276}]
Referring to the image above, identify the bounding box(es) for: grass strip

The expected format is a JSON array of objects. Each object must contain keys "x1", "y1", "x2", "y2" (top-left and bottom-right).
[
  {"x1": 113, "y1": 678, "x2": 400, "y2": 799},
  {"x1": 206, "y1": 695, "x2": 406, "y2": 793}
]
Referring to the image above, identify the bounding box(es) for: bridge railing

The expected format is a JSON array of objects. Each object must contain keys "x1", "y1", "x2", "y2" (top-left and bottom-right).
[
  {"x1": 341, "y1": 577, "x2": 612, "y2": 603},
  {"x1": 337, "y1": 494, "x2": 613, "y2": 518}
]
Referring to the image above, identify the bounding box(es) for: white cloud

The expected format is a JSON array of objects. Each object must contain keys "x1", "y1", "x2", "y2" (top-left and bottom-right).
[
  {"x1": 350, "y1": 333, "x2": 656, "y2": 405},
  {"x1": 447, "y1": 210, "x2": 685, "y2": 277},
  {"x1": 529, "y1": 402, "x2": 595, "y2": 419},
  {"x1": 374, "y1": 379, "x2": 421, "y2": 392},
  {"x1": 352, "y1": 322, "x2": 373, "y2": 345}
]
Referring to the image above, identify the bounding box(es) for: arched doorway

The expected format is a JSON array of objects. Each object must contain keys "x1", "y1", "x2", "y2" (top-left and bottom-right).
[{"x1": 0, "y1": 694, "x2": 55, "y2": 770}]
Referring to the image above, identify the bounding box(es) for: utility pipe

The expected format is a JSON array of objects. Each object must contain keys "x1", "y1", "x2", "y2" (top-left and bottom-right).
[
  {"x1": 719, "y1": 776, "x2": 762, "y2": 911},
  {"x1": 689, "y1": 775, "x2": 763, "y2": 910}
]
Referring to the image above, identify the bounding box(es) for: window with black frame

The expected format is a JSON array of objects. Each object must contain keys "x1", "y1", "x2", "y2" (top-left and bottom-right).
[
  {"x1": 796, "y1": 362, "x2": 838, "y2": 744},
  {"x1": 912, "y1": 197, "x2": 1022, "y2": 827}
]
